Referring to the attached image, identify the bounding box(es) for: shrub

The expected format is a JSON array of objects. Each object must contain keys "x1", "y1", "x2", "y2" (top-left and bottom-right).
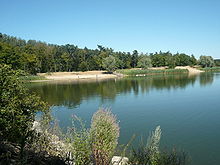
[
  {"x1": 0, "y1": 64, "x2": 50, "y2": 163},
  {"x1": 158, "y1": 149, "x2": 188, "y2": 165},
  {"x1": 147, "y1": 126, "x2": 162, "y2": 165},
  {"x1": 90, "y1": 108, "x2": 120, "y2": 165},
  {"x1": 0, "y1": 64, "x2": 49, "y2": 145},
  {"x1": 67, "y1": 115, "x2": 92, "y2": 165},
  {"x1": 130, "y1": 126, "x2": 161, "y2": 165},
  {"x1": 130, "y1": 126, "x2": 188, "y2": 165}
]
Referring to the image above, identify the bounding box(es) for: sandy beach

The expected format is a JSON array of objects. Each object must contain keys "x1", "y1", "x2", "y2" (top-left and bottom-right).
[
  {"x1": 175, "y1": 66, "x2": 204, "y2": 75},
  {"x1": 34, "y1": 67, "x2": 203, "y2": 82},
  {"x1": 37, "y1": 71, "x2": 120, "y2": 81}
]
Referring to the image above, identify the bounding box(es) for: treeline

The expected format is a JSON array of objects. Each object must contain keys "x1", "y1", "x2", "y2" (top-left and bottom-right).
[{"x1": 0, "y1": 33, "x2": 215, "y2": 74}]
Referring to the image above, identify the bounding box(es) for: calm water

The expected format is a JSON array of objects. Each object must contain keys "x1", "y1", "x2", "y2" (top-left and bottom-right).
[{"x1": 28, "y1": 73, "x2": 220, "y2": 165}]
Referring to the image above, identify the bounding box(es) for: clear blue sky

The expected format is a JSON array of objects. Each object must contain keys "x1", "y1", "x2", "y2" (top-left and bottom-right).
[{"x1": 1, "y1": 0, "x2": 220, "y2": 58}]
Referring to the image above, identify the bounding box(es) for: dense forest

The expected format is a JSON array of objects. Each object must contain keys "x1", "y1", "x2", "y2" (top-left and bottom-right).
[{"x1": 0, "y1": 33, "x2": 218, "y2": 74}]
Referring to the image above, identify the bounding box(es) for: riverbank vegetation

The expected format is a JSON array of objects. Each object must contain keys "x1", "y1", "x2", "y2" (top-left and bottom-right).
[
  {"x1": 116, "y1": 69, "x2": 188, "y2": 76},
  {"x1": 199, "y1": 67, "x2": 220, "y2": 72},
  {"x1": 19, "y1": 75, "x2": 47, "y2": 81},
  {"x1": 0, "y1": 64, "x2": 188, "y2": 164}
]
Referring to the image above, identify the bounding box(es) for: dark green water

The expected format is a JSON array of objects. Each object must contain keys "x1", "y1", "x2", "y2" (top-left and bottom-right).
[{"x1": 28, "y1": 73, "x2": 220, "y2": 165}]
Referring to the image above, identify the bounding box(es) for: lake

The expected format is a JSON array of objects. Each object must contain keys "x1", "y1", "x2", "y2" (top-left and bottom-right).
[{"x1": 28, "y1": 72, "x2": 220, "y2": 165}]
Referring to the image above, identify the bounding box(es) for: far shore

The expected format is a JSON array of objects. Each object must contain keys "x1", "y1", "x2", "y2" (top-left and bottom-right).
[
  {"x1": 35, "y1": 71, "x2": 120, "y2": 82},
  {"x1": 32, "y1": 66, "x2": 204, "y2": 82}
]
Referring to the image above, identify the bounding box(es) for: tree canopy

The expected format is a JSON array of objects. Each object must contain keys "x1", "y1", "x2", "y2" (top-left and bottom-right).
[
  {"x1": 137, "y1": 55, "x2": 152, "y2": 69},
  {"x1": 102, "y1": 56, "x2": 117, "y2": 73},
  {"x1": 199, "y1": 56, "x2": 214, "y2": 68},
  {"x1": 0, "y1": 33, "x2": 216, "y2": 74}
]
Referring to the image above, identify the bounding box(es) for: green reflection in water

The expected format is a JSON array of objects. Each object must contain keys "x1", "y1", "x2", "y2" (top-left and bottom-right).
[{"x1": 27, "y1": 73, "x2": 204, "y2": 108}]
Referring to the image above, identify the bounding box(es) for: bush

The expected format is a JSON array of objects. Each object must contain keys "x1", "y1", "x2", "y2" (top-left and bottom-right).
[
  {"x1": 67, "y1": 115, "x2": 92, "y2": 165},
  {"x1": 147, "y1": 126, "x2": 162, "y2": 165},
  {"x1": 90, "y1": 108, "x2": 120, "y2": 165},
  {"x1": 0, "y1": 64, "x2": 49, "y2": 161},
  {"x1": 130, "y1": 126, "x2": 188, "y2": 165}
]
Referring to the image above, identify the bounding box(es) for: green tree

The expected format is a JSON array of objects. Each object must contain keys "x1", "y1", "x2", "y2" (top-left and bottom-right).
[
  {"x1": 131, "y1": 50, "x2": 138, "y2": 68},
  {"x1": 138, "y1": 55, "x2": 152, "y2": 69},
  {"x1": 199, "y1": 55, "x2": 214, "y2": 68},
  {"x1": 61, "y1": 52, "x2": 71, "y2": 71},
  {"x1": 102, "y1": 56, "x2": 117, "y2": 72},
  {"x1": 0, "y1": 64, "x2": 49, "y2": 147},
  {"x1": 214, "y1": 59, "x2": 220, "y2": 66},
  {"x1": 190, "y1": 55, "x2": 197, "y2": 66},
  {"x1": 78, "y1": 61, "x2": 89, "y2": 71}
]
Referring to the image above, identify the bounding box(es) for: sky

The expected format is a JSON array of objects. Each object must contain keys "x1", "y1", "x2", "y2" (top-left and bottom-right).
[{"x1": 0, "y1": 0, "x2": 220, "y2": 58}]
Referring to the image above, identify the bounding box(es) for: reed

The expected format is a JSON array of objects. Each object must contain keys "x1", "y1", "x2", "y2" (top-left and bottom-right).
[
  {"x1": 116, "y1": 69, "x2": 188, "y2": 76},
  {"x1": 200, "y1": 67, "x2": 220, "y2": 72},
  {"x1": 19, "y1": 75, "x2": 47, "y2": 81}
]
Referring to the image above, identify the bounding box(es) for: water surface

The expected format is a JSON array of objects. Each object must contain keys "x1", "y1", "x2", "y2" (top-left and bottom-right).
[{"x1": 28, "y1": 73, "x2": 220, "y2": 165}]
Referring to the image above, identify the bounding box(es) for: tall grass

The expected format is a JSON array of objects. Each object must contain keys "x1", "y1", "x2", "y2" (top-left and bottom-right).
[
  {"x1": 90, "y1": 108, "x2": 120, "y2": 165},
  {"x1": 130, "y1": 126, "x2": 188, "y2": 165},
  {"x1": 30, "y1": 109, "x2": 188, "y2": 165},
  {"x1": 199, "y1": 67, "x2": 220, "y2": 72},
  {"x1": 67, "y1": 115, "x2": 92, "y2": 165},
  {"x1": 19, "y1": 75, "x2": 47, "y2": 81},
  {"x1": 116, "y1": 69, "x2": 188, "y2": 76}
]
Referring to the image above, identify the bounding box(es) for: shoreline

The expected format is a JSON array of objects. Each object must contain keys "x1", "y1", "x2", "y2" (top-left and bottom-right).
[
  {"x1": 31, "y1": 71, "x2": 120, "y2": 82},
  {"x1": 30, "y1": 67, "x2": 204, "y2": 82}
]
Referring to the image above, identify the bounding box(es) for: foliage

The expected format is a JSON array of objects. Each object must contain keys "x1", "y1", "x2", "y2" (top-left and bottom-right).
[
  {"x1": 137, "y1": 55, "x2": 152, "y2": 69},
  {"x1": 116, "y1": 69, "x2": 188, "y2": 76},
  {"x1": 30, "y1": 119, "x2": 70, "y2": 161},
  {"x1": 102, "y1": 56, "x2": 117, "y2": 72},
  {"x1": 130, "y1": 126, "x2": 188, "y2": 165},
  {"x1": 19, "y1": 75, "x2": 47, "y2": 81},
  {"x1": 214, "y1": 59, "x2": 220, "y2": 66},
  {"x1": 90, "y1": 108, "x2": 120, "y2": 165},
  {"x1": 0, "y1": 64, "x2": 49, "y2": 145},
  {"x1": 131, "y1": 50, "x2": 138, "y2": 68},
  {"x1": 147, "y1": 126, "x2": 162, "y2": 165},
  {"x1": 199, "y1": 56, "x2": 215, "y2": 68},
  {"x1": 158, "y1": 149, "x2": 188, "y2": 165},
  {"x1": 67, "y1": 115, "x2": 92, "y2": 165},
  {"x1": 199, "y1": 67, "x2": 220, "y2": 72},
  {"x1": 0, "y1": 33, "x2": 203, "y2": 74}
]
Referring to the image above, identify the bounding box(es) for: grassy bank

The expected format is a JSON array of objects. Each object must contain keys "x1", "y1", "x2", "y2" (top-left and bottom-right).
[
  {"x1": 116, "y1": 69, "x2": 188, "y2": 76},
  {"x1": 19, "y1": 75, "x2": 47, "y2": 81},
  {"x1": 199, "y1": 67, "x2": 220, "y2": 72}
]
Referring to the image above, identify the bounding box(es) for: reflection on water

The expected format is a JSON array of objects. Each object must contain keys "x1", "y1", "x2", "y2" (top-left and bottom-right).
[
  {"x1": 199, "y1": 73, "x2": 214, "y2": 86},
  {"x1": 28, "y1": 73, "x2": 203, "y2": 108},
  {"x1": 27, "y1": 72, "x2": 220, "y2": 165}
]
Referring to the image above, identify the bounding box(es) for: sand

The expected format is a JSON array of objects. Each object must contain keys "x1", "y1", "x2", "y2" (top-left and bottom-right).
[
  {"x1": 33, "y1": 67, "x2": 203, "y2": 82},
  {"x1": 175, "y1": 66, "x2": 204, "y2": 75},
  {"x1": 37, "y1": 71, "x2": 119, "y2": 81}
]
